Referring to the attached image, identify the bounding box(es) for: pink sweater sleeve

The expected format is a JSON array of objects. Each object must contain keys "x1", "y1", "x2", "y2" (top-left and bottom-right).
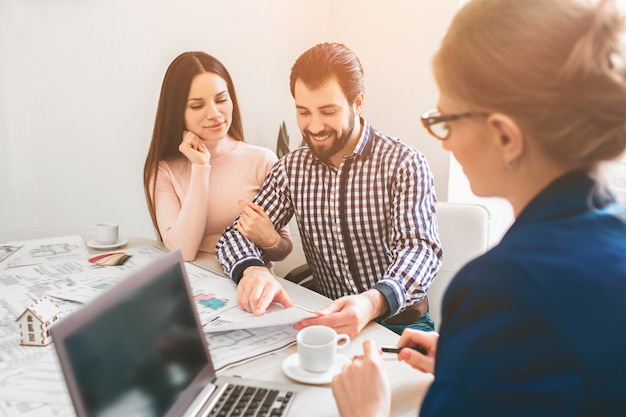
[
  {"x1": 260, "y1": 226, "x2": 293, "y2": 261},
  {"x1": 153, "y1": 161, "x2": 211, "y2": 261}
]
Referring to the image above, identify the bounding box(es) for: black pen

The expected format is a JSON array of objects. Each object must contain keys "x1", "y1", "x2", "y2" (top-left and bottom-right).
[{"x1": 381, "y1": 345, "x2": 428, "y2": 356}]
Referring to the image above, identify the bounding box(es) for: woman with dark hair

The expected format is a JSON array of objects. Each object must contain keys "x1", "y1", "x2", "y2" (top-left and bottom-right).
[
  {"x1": 332, "y1": 0, "x2": 626, "y2": 416},
  {"x1": 144, "y1": 52, "x2": 292, "y2": 262}
]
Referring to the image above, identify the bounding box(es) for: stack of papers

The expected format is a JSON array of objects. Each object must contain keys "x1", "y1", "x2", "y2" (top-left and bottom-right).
[{"x1": 0, "y1": 238, "x2": 318, "y2": 416}]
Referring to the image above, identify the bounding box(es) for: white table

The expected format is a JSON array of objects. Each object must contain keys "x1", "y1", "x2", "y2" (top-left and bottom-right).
[
  {"x1": 192, "y1": 249, "x2": 433, "y2": 417},
  {"x1": 0, "y1": 237, "x2": 433, "y2": 417}
]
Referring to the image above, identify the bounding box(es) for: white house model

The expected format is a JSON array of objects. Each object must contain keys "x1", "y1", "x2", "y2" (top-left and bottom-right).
[{"x1": 16, "y1": 296, "x2": 60, "y2": 346}]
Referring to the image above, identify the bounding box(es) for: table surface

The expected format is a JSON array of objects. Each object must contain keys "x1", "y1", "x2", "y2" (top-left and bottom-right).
[
  {"x1": 190, "y1": 244, "x2": 433, "y2": 417},
  {"x1": 0, "y1": 236, "x2": 433, "y2": 417}
]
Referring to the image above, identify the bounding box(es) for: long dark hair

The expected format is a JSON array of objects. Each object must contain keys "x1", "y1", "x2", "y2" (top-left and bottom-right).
[{"x1": 143, "y1": 52, "x2": 245, "y2": 240}]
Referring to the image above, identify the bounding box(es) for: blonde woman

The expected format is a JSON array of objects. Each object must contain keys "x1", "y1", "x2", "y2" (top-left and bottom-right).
[{"x1": 332, "y1": 0, "x2": 626, "y2": 416}]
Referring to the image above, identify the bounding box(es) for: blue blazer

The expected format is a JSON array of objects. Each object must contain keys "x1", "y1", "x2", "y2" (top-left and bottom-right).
[{"x1": 421, "y1": 171, "x2": 626, "y2": 416}]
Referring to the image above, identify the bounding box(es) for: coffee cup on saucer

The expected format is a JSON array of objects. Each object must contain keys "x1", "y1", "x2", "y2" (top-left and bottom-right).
[
  {"x1": 297, "y1": 325, "x2": 350, "y2": 373},
  {"x1": 89, "y1": 222, "x2": 119, "y2": 245}
]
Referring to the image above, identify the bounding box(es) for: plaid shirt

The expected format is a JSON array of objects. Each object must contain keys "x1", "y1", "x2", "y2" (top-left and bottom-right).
[{"x1": 216, "y1": 119, "x2": 442, "y2": 318}]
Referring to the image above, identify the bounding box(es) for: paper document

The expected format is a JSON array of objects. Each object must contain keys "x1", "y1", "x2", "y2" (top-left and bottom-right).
[
  {"x1": 203, "y1": 303, "x2": 316, "y2": 332},
  {"x1": 185, "y1": 262, "x2": 317, "y2": 332},
  {"x1": 0, "y1": 235, "x2": 89, "y2": 270},
  {"x1": 0, "y1": 242, "x2": 315, "y2": 413}
]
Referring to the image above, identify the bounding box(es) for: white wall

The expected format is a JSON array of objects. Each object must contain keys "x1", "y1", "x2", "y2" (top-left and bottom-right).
[
  {"x1": 0, "y1": 0, "x2": 458, "y2": 245},
  {"x1": 327, "y1": 1, "x2": 458, "y2": 197}
]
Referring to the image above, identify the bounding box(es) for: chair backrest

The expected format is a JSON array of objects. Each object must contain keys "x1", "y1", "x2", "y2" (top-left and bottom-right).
[{"x1": 429, "y1": 202, "x2": 490, "y2": 331}]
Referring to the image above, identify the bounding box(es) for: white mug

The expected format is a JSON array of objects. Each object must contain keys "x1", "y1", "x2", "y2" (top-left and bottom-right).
[
  {"x1": 297, "y1": 325, "x2": 350, "y2": 373},
  {"x1": 88, "y1": 222, "x2": 119, "y2": 244}
]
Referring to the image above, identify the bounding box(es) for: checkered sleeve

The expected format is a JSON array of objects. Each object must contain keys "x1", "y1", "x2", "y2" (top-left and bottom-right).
[{"x1": 373, "y1": 150, "x2": 443, "y2": 317}]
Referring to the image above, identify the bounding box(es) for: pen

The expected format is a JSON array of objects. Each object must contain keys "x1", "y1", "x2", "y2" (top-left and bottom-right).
[{"x1": 381, "y1": 345, "x2": 428, "y2": 356}]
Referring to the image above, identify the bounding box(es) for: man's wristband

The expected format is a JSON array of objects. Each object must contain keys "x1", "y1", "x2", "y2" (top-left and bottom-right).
[{"x1": 231, "y1": 259, "x2": 265, "y2": 284}]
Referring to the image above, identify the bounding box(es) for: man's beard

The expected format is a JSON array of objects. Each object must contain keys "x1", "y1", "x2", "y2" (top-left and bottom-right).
[{"x1": 302, "y1": 112, "x2": 355, "y2": 163}]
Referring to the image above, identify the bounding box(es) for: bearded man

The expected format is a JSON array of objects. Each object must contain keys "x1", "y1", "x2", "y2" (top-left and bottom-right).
[{"x1": 216, "y1": 42, "x2": 442, "y2": 337}]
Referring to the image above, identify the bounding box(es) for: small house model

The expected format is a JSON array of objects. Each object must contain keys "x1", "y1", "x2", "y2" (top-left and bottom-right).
[{"x1": 16, "y1": 296, "x2": 60, "y2": 346}]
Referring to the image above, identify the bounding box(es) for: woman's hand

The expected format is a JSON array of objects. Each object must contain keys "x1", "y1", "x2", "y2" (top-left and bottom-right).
[
  {"x1": 331, "y1": 339, "x2": 391, "y2": 417},
  {"x1": 236, "y1": 200, "x2": 280, "y2": 248},
  {"x1": 179, "y1": 131, "x2": 210, "y2": 165},
  {"x1": 397, "y1": 328, "x2": 439, "y2": 374}
]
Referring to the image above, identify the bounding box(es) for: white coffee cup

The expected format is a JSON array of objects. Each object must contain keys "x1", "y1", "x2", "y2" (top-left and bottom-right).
[
  {"x1": 88, "y1": 222, "x2": 119, "y2": 245},
  {"x1": 297, "y1": 325, "x2": 350, "y2": 373}
]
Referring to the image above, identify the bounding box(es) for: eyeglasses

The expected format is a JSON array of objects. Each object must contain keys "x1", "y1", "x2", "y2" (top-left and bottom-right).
[{"x1": 421, "y1": 109, "x2": 490, "y2": 141}]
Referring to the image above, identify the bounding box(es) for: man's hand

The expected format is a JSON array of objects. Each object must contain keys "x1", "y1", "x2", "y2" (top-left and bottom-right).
[
  {"x1": 237, "y1": 266, "x2": 293, "y2": 316},
  {"x1": 293, "y1": 290, "x2": 388, "y2": 337},
  {"x1": 332, "y1": 339, "x2": 391, "y2": 417}
]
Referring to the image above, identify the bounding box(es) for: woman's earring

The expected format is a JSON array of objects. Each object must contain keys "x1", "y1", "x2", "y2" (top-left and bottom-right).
[{"x1": 505, "y1": 159, "x2": 517, "y2": 170}]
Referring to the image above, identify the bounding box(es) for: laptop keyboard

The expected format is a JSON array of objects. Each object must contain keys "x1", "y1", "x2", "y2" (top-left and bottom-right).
[{"x1": 208, "y1": 384, "x2": 295, "y2": 417}]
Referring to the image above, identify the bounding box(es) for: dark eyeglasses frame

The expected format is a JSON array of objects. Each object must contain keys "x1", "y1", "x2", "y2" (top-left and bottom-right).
[{"x1": 421, "y1": 109, "x2": 490, "y2": 141}]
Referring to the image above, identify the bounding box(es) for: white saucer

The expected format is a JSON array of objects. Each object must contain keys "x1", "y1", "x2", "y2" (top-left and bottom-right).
[
  {"x1": 282, "y1": 353, "x2": 351, "y2": 385},
  {"x1": 87, "y1": 237, "x2": 128, "y2": 250}
]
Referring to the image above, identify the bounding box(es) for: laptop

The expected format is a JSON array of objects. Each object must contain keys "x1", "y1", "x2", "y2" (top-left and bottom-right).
[{"x1": 51, "y1": 250, "x2": 339, "y2": 417}]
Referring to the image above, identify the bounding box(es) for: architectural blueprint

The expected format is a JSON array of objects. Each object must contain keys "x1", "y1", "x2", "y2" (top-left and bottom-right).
[
  {"x1": 0, "y1": 236, "x2": 89, "y2": 270},
  {"x1": 187, "y1": 264, "x2": 315, "y2": 332},
  {"x1": 0, "y1": 242, "x2": 301, "y2": 416}
]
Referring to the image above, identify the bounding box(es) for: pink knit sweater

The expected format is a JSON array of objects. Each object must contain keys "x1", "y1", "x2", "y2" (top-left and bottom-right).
[{"x1": 152, "y1": 141, "x2": 291, "y2": 261}]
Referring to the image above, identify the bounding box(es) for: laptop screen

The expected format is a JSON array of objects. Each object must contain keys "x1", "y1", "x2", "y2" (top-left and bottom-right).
[{"x1": 52, "y1": 251, "x2": 216, "y2": 417}]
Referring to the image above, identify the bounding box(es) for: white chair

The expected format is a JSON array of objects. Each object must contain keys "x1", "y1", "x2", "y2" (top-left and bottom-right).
[{"x1": 429, "y1": 202, "x2": 490, "y2": 331}]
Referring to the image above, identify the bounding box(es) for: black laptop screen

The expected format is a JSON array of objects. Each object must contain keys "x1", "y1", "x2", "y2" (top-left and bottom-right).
[{"x1": 57, "y1": 260, "x2": 211, "y2": 417}]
